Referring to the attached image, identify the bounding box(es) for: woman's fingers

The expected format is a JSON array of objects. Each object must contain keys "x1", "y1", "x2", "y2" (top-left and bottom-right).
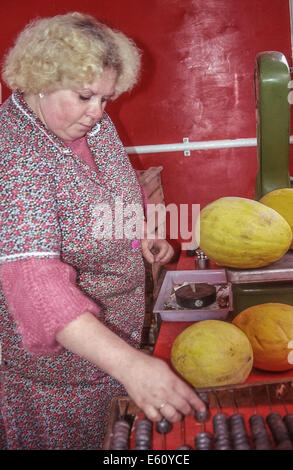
[
  {"x1": 153, "y1": 240, "x2": 174, "y2": 264},
  {"x1": 141, "y1": 238, "x2": 174, "y2": 265},
  {"x1": 157, "y1": 403, "x2": 182, "y2": 423},
  {"x1": 143, "y1": 404, "x2": 162, "y2": 422},
  {"x1": 124, "y1": 355, "x2": 206, "y2": 423},
  {"x1": 140, "y1": 239, "x2": 155, "y2": 263}
]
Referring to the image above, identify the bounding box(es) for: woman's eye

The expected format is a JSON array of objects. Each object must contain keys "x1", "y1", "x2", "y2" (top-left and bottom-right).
[{"x1": 79, "y1": 95, "x2": 91, "y2": 101}]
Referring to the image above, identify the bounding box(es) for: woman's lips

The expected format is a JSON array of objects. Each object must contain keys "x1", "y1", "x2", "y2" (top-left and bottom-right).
[{"x1": 79, "y1": 123, "x2": 93, "y2": 128}]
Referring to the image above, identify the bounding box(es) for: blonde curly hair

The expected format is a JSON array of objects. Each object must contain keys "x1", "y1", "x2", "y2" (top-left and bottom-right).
[{"x1": 2, "y1": 12, "x2": 141, "y2": 98}]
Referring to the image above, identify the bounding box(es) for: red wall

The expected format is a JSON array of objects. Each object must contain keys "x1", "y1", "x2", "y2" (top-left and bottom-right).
[{"x1": 0, "y1": 0, "x2": 292, "y2": 216}]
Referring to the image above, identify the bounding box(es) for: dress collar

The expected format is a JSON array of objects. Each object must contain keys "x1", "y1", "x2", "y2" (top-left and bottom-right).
[{"x1": 11, "y1": 90, "x2": 101, "y2": 152}]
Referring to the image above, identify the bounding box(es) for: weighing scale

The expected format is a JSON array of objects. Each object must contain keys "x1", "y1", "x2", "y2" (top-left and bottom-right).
[{"x1": 228, "y1": 51, "x2": 293, "y2": 316}]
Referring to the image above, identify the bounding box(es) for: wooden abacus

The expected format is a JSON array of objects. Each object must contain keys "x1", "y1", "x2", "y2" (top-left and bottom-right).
[{"x1": 104, "y1": 378, "x2": 293, "y2": 450}]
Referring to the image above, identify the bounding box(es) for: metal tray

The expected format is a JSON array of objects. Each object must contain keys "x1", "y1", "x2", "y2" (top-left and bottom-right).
[
  {"x1": 153, "y1": 270, "x2": 230, "y2": 321},
  {"x1": 226, "y1": 251, "x2": 293, "y2": 284}
]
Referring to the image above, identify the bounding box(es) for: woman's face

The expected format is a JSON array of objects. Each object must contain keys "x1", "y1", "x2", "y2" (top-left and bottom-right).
[{"x1": 36, "y1": 68, "x2": 118, "y2": 142}]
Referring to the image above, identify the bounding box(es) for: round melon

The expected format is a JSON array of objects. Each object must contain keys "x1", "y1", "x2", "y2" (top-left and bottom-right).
[
  {"x1": 196, "y1": 196, "x2": 292, "y2": 269},
  {"x1": 260, "y1": 188, "x2": 293, "y2": 249},
  {"x1": 232, "y1": 303, "x2": 293, "y2": 372},
  {"x1": 170, "y1": 320, "x2": 253, "y2": 388}
]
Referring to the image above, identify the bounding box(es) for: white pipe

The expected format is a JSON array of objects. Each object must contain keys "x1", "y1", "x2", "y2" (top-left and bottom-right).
[
  {"x1": 125, "y1": 137, "x2": 257, "y2": 155},
  {"x1": 125, "y1": 136, "x2": 293, "y2": 155}
]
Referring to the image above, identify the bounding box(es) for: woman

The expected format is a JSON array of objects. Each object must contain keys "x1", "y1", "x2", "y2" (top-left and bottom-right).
[{"x1": 0, "y1": 12, "x2": 204, "y2": 449}]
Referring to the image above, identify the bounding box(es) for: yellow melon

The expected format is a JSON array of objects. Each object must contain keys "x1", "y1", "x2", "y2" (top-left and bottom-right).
[
  {"x1": 260, "y1": 188, "x2": 293, "y2": 249},
  {"x1": 196, "y1": 196, "x2": 292, "y2": 268},
  {"x1": 170, "y1": 320, "x2": 253, "y2": 388},
  {"x1": 233, "y1": 303, "x2": 293, "y2": 372}
]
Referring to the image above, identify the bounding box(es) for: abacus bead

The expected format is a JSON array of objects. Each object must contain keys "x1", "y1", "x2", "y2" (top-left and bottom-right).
[
  {"x1": 197, "y1": 391, "x2": 210, "y2": 406},
  {"x1": 195, "y1": 432, "x2": 213, "y2": 450},
  {"x1": 155, "y1": 417, "x2": 173, "y2": 434},
  {"x1": 266, "y1": 412, "x2": 291, "y2": 445},
  {"x1": 283, "y1": 414, "x2": 293, "y2": 440},
  {"x1": 176, "y1": 445, "x2": 193, "y2": 450},
  {"x1": 194, "y1": 407, "x2": 210, "y2": 423}
]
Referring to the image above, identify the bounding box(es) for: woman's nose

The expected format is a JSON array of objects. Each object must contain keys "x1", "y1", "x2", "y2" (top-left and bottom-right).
[{"x1": 86, "y1": 99, "x2": 104, "y2": 120}]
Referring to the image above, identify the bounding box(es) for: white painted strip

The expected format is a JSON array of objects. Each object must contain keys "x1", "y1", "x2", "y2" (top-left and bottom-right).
[
  {"x1": 0, "y1": 251, "x2": 60, "y2": 262},
  {"x1": 125, "y1": 136, "x2": 293, "y2": 155}
]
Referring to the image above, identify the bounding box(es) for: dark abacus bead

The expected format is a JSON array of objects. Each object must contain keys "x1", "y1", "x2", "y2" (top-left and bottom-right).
[
  {"x1": 230, "y1": 414, "x2": 245, "y2": 424},
  {"x1": 249, "y1": 414, "x2": 267, "y2": 434},
  {"x1": 234, "y1": 443, "x2": 251, "y2": 450},
  {"x1": 283, "y1": 414, "x2": 293, "y2": 441},
  {"x1": 255, "y1": 442, "x2": 271, "y2": 450},
  {"x1": 195, "y1": 432, "x2": 213, "y2": 450},
  {"x1": 135, "y1": 435, "x2": 151, "y2": 444},
  {"x1": 214, "y1": 428, "x2": 229, "y2": 439},
  {"x1": 249, "y1": 414, "x2": 272, "y2": 450},
  {"x1": 194, "y1": 408, "x2": 210, "y2": 423},
  {"x1": 112, "y1": 440, "x2": 129, "y2": 448},
  {"x1": 194, "y1": 391, "x2": 210, "y2": 422},
  {"x1": 112, "y1": 444, "x2": 128, "y2": 450},
  {"x1": 229, "y1": 414, "x2": 250, "y2": 450},
  {"x1": 114, "y1": 427, "x2": 129, "y2": 435},
  {"x1": 214, "y1": 435, "x2": 232, "y2": 450},
  {"x1": 213, "y1": 413, "x2": 228, "y2": 424},
  {"x1": 135, "y1": 418, "x2": 152, "y2": 450},
  {"x1": 136, "y1": 418, "x2": 153, "y2": 428},
  {"x1": 176, "y1": 445, "x2": 193, "y2": 450},
  {"x1": 111, "y1": 419, "x2": 131, "y2": 450},
  {"x1": 114, "y1": 419, "x2": 131, "y2": 431},
  {"x1": 252, "y1": 433, "x2": 272, "y2": 450},
  {"x1": 112, "y1": 438, "x2": 129, "y2": 450},
  {"x1": 213, "y1": 414, "x2": 230, "y2": 438},
  {"x1": 215, "y1": 442, "x2": 232, "y2": 450},
  {"x1": 254, "y1": 441, "x2": 272, "y2": 450},
  {"x1": 113, "y1": 435, "x2": 129, "y2": 445},
  {"x1": 196, "y1": 391, "x2": 210, "y2": 406},
  {"x1": 233, "y1": 431, "x2": 247, "y2": 440},
  {"x1": 136, "y1": 428, "x2": 151, "y2": 436},
  {"x1": 215, "y1": 435, "x2": 231, "y2": 444},
  {"x1": 276, "y1": 440, "x2": 293, "y2": 450},
  {"x1": 229, "y1": 414, "x2": 246, "y2": 429},
  {"x1": 155, "y1": 417, "x2": 173, "y2": 434},
  {"x1": 135, "y1": 442, "x2": 152, "y2": 450},
  {"x1": 266, "y1": 412, "x2": 292, "y2": 446},
  {"x1": 112, "y1": 435, "x2": 129, "y2": 444}
]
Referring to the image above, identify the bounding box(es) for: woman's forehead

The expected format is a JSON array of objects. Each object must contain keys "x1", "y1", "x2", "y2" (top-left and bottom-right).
[{"x1": 76, "y1": 69, "x2": 118, "y2": 93}]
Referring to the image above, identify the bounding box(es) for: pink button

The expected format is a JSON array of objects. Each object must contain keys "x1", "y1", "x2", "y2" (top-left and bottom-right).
[{"x1": 131, "y1": 239, "x2": 140, "y2": 249}]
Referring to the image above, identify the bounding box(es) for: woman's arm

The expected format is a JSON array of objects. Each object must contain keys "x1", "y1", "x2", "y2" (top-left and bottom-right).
[{"x1": 56, "y1": 311, "x2": 205, "y2": 422}]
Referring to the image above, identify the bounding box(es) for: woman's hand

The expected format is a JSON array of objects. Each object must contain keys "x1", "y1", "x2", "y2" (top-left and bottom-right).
[
  {"x1": 56, "y1": 312, "x2": 205, "y2": 423},
  {"x1": 141, "y1": 238, "x2": 174, "y2": 265},
  {"x1": 122, "y1": 352, "x2": 205, "y2": 423}
]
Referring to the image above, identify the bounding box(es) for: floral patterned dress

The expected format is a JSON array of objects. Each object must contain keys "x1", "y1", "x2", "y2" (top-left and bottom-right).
[{"x1": 0, "y1": 91, "x2": 145, "y2": 449}]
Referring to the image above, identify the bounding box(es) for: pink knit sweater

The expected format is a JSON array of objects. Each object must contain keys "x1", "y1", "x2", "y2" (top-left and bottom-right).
[{"x1": 0, "y1": 137, "x2": 101, "y2": 354}]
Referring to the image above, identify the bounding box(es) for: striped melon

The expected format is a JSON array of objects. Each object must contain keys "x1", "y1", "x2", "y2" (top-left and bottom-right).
[
  {"x1": 260, "y1": 188, "x2": 293, "y2": 249},
  {"x1": 196, "y1": 197, "x2": 292, "y2": 268}
]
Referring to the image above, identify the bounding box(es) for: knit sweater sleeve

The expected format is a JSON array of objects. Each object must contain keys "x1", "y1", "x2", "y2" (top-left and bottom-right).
[{"x1": 0, "y1": 257, "x2": 101, "y2": 355}]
